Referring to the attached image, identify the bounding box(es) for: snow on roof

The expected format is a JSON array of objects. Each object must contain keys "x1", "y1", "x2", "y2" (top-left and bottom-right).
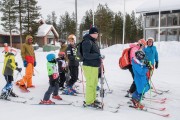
[
  {"x1": 136, "y1": 0, "x2": 180, "y2": 13},
  {"x1": 36, "y1": 24, "x2": 59, "y2": 38}
]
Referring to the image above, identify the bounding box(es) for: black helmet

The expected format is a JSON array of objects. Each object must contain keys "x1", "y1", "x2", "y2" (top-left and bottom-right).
[
  {"x1": 59, "y1": 39, "x2": 66, "y2": 44},
  {"x1": 135, "y1": 50, "x2": 145, "y2": 60}
]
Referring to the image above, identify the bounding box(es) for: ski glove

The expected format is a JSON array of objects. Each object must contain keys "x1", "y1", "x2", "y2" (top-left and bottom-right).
[
  {"x1": 34, "y1": 61, "x2": 37, "y2": 67},
  {"x1": 15, "y1": 62, "x2": 18, "y2": 66},
  {"x1": 100, "y1": 55, "x2": 105, "y2": 59},
  {"x1": 16, "y1": 67, "x2": 22, "y2": 72},
  {"x1": 155, "y1": 61, "x2": 158, "y2": 69},
  {"x1": 23, "y1": 60, "x2": 27, "y2": 67}
]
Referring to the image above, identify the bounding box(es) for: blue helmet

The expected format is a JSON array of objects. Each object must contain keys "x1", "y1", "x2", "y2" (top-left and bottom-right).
[{"x1": 46, "y1": 53, "x2": 56, "y2": 61}]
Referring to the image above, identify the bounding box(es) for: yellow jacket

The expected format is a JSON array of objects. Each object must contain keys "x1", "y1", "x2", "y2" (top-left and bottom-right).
[
  {"x1": 2, "y1": 53, "x2": 17, "y2": 76},
  {"x1": 21, "y1": 37, "x2": 36, "y2": 61}
]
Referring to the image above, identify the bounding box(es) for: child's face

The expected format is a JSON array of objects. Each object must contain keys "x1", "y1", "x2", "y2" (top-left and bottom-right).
[{"x1": 68, "y1": 39, "x2": 75, "y2": 45}]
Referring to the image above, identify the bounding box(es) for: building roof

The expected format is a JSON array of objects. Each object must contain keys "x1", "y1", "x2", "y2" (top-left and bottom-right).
[
  {"x1": 136, "y1": 0, "x2": 180, "y2": 13},
  {"x1": 36, "y1": 23, "x2": 59, "y2": 38}
]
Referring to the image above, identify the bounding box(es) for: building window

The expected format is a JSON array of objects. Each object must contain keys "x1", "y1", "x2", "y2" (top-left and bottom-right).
[
  {"x1": 145, "y1": 15, "x2": 158, "y2": 27},
  {"x1": 161, "y1": 14, "x2": 167, "y2": 26},
  {"x1": 145, "y1": 29, "x2": 156, "y2": 40},
  {"x1": 167, "y1": 29, "x2": 178, "y2": 41},
  {"x1": 167, "y1": 13, "x2": 178, "y2": 26},
  {"x1": 155, "y1": 29, "x2": 166, "y2": 41}
]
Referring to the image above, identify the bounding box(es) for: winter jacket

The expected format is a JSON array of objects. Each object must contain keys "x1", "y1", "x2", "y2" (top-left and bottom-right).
[
  {"x1": 132, "y1": 58, "x2": 150, "y2": 94},
  {"x1": 82, "y1": 34, "x2": 101, "y2": 67},
  {"x1": 60, "y1": 44, "x2": 68, "y2": 61},
  {"x1": 144, "y1": 46, "x2": 158, "y2": 65},
  {"x1": 129, "y1": 43, "x2": 141, "y2": 62},
  {"x1": 21, "y1": 38, "x2": 36, "y2": 62},
  {"x1": 66, "y1": 44, "x2": 79, "y2": 66},
  {"x1": 47, "y1": 62, "x2": 59, "y2": 80},
  {"x1": 2, "y1": 53, "x2": 17, "y2": 76},
  {"x1": 56, "y1": 58, "x2": 67, "y2": 73}
]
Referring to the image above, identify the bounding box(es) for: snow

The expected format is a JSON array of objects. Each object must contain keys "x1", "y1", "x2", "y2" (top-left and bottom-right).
[
  {"x1": 136, "y1": 0, "x2": 180, "y2": 13},
  {"x1": 0, "y1": 41, "x2": 180, "y2": 120}
]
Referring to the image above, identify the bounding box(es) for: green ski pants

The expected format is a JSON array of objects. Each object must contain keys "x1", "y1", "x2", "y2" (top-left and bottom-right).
[{"x1": 83, "y1": 65, "x2": 98, "y2": 105}]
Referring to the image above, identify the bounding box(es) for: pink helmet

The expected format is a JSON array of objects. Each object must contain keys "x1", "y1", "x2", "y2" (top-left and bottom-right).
[{"x1": 138, "y1": 39, "x2": 147, "y2": 46}]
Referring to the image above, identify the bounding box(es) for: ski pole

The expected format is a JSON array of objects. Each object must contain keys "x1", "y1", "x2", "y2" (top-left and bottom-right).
[
  {"x1": 104, "y1": 74, "x2": 112, "y2": 93},
  {"x1": 79, "y1": 62, "x2": 85, "y2": 97}
]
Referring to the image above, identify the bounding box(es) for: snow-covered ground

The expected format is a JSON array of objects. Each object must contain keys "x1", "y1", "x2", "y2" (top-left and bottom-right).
[{"x1": 0, "y1": 41, "x2": 180, "y2": 120}]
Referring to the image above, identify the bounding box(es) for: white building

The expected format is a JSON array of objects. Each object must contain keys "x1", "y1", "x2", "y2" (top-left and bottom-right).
[{"x1": 136, "y1": 0, "x2": 180, "y2": 41}]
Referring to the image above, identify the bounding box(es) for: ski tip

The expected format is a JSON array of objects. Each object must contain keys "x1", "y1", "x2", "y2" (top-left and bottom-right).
[{"x1": 163, "y1": 114, "x2": 170, "y2": 117}]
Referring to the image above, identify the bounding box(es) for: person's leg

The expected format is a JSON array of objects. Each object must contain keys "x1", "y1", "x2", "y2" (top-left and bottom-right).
[
  {"x1": 83, "y1": 66, "x2": 98, "y2": 105},
  {"x1": 18, "y1": 63, "x2": 33, "y2": 87},
  {"x1": 43, "y1": 80, "x2": 55, "y2": 101}
]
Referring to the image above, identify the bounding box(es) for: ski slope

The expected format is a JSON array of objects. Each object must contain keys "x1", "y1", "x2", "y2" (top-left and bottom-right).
[{"x1": 0, "y1": 41, "x2": 180, "y2": 120}]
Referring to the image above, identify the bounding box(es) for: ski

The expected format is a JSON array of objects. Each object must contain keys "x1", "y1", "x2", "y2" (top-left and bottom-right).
[
  {"x1": 31, "y1": 102, "x2": 73, "y2": 105},
  {"x1": 129, "y1": 105, "x2": 169, "y2": 117},
  {"x1": 143, "y1": 97, "x2": 167, "y2": 101},
  {"x1": 156, "y1": 89, "x2": 169, "y2": 93},
  {"x1": 0, "y1": 97, "x2": 27, "y2": 104},
  {"x1": 145, "y1": 106, "x2": 166, "y2": 111},
  {"x1": 145, "y1": 99, "x2": 166, "y2": 104},
  {"x1": 72, "y1": 101, "x2": 118, "y2": 113}
]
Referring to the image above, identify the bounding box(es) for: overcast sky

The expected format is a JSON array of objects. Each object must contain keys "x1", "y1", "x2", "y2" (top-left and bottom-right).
[{"x1": 37, "y1": 0, "x2": 146, "y2": 23}]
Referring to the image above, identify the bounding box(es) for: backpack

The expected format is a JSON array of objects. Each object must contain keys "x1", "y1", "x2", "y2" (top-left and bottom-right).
[
  {"x1": 119, "y1": 47, "x2": 132, "y2": 69},
  {"x1": 75, "y1": 40, "x2": 92, "y2": 62},
  {"x1": 75, "y1": 40, "x2": 84, "y2": 62}
]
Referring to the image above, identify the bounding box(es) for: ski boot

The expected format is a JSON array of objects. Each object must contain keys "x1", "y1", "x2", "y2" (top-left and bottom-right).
[
  {"x1": 39, "y1": 100, "x2": 55, "y2": 105},
  {"x1": 131, "y1": 99, "x2": 144, "y2": 110},
  {"x1": 52, "y1": 95, "x2": 62, "y2": 100}
]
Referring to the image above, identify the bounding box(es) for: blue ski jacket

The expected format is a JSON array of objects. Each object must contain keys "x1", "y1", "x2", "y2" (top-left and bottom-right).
[
  {"x1": 144, "y1": 46, "x2": 158, "y2": 65},
  {"x1": 132, "y1": 58, "x2": 150, "y2": 94}
]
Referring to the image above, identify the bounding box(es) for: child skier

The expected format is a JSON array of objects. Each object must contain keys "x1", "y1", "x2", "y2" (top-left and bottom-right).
[
  {"x1": 56, "y1": 52, "x2": 67, "y2": 90},
  {"x1": 1, "y1": 49, "x2": 22, "y2": 99},
  {"x1": 131, "y1": 50, "x2": 151, "y2": 110},
  {"x1": 2, "y1": 43, "x2": 10, "y2": 53},
  {"x1": 62, "y1": 34, "x2": 79, "y2": 95},
  {"x1": 39, "y1": 53, "x2": 62, "y2": 104}
]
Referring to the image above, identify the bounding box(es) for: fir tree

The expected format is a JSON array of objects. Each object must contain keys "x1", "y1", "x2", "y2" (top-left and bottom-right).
[{"x1": 0, "y1": 0, "x2": 18, "y2": 47}]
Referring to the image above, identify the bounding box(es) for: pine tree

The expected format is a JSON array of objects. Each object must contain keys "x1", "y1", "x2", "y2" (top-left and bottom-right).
[
  {"x1": 52, "y1": 11, "x2": 58, "y2": 31},
  {"x1": 137, "y1": 14, "x2": 143, "y2": 39},
  {"x1": 23, "y1": 0, "x2": 41, "y2": 36},
  {"x1": 0, "y1": 0, "x2": 18, "y2": 47},
  {"x1": 130, "y1": 11, "x2": 137, "y2": 43},
  {"x1": 112, "y1": 12, "x2": 123, "y2": 44},
  {"x1": 125, "y1": 13, "x2": 131, "y2": 43},
  {"x1": 13, "y1": 0, "x2": 26, "y2": 46},
  {"x1": 95, "y1": 4, "x2": 114, "y2": 46}
]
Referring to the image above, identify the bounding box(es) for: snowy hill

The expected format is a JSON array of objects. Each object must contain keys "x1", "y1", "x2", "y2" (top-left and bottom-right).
[{"x1": 0, "y1": 41, "x2": 180, "y2": 120}]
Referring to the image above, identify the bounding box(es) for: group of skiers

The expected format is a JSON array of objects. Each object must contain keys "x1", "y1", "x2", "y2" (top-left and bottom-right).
[
  {"x1": 0, "y1": 26, "x2": 159, "y2": 110},
  {"x1": 124, "y1": 37, "x2": 159, "y2": 109}
]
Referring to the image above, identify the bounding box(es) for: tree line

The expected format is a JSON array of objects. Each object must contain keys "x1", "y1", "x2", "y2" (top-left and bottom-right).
[{"x1": 0, "y1": 1, "x2": 143, "y2": 47}]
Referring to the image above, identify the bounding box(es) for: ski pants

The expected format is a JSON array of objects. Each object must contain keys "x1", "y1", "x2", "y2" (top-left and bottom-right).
[
  {"x1": 18, "y1": 63, "x2": 34, "y2": 87},
  {"x1": 59, "y1": 72, "x2": 66, "y2": 88},
  {"x1": 83, "y1": 65, "x2": 98, "y2": 105},
  {"x1": 67, "y1": 66, "x2": 79, "y2": 87},
  {"x1": 43, "y1": 77, "x2": 59, "y2": 101},
  {"x1": 128, "y1": 65, "x2": 136, "y2": 94}
]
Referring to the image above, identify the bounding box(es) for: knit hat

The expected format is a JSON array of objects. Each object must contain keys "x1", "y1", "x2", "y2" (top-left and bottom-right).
[
  {"x1": 89, "y1": 27, "x2": 99, "y2": 34},
  {"x1": 26, "y1": 35, "x2": 33, "y2": 41}
]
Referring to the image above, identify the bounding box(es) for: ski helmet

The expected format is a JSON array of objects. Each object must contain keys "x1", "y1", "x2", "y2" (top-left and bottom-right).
[
  {"x1": 58, "y1": 52, "x2": 65, "y2": 56},
  {"x1": 59, "y1": 39, "x2": 66, "y2": 44},
  {"x1": 138, "y1": 39, "x2": 146, "y2": 47},
  {"x1": 135, "y1": 50, "x2": 145, "y2": 60},
  {"x1": 46, "y1": 53, "x2": 56, "y2": 61}
]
